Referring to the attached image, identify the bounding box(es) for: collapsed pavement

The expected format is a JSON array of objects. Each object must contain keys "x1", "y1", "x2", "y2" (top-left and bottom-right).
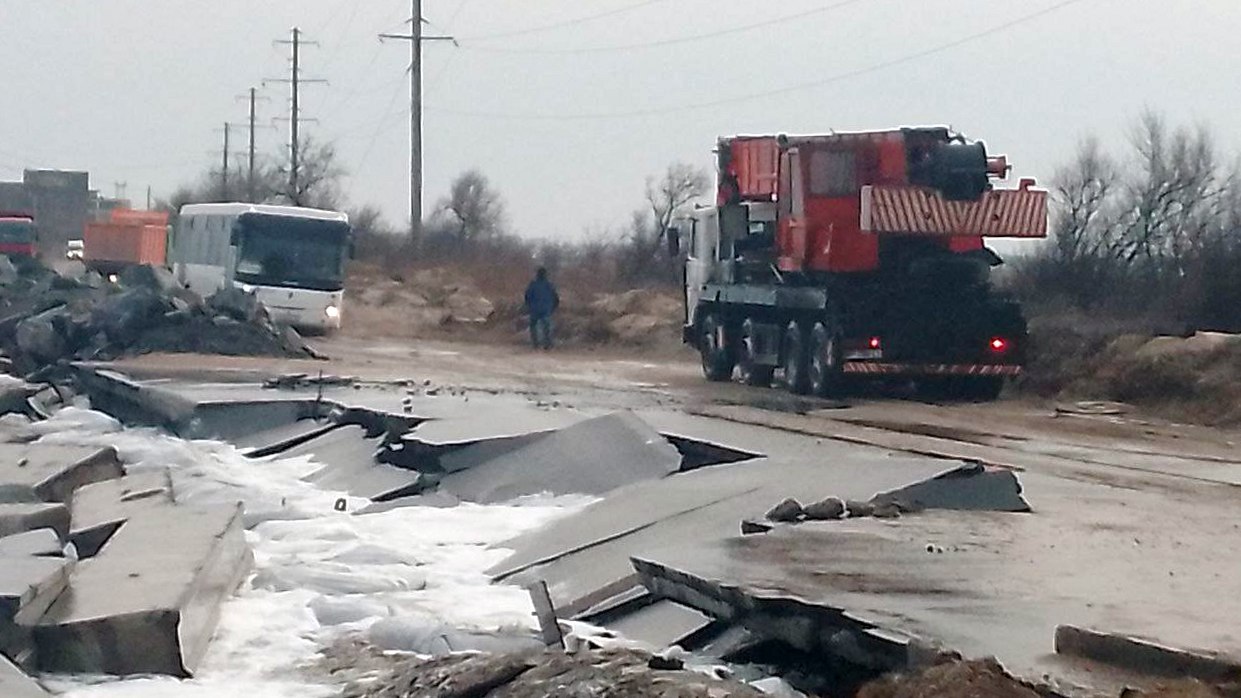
[
  {"x1": 0, "y1": 404, "x2": 252, "y2": 691},
  {"x1": 7, "y1": 362, "x2": 1241, "y2": 696}
]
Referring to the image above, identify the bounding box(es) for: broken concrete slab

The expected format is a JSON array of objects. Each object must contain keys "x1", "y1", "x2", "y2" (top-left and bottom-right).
[
  {"x1": 69, "y1": 470, "x2": 174, "y2": 558},
  {"x1": 35, "y1": 503, "x2": 252, "y2": 677},
  {"x1": 299, "y1": 425, "x2": 425, "y2": 502},
  {"x1": 0, "y1": 655, "x2": 49, "y2": 698},
  {"x1": 869, "y1": 462, "x2": 1030, "y2": 513},
  {"x1": 0, "y1": 556, "x2": 73, "y2": 625},
  {"x1": 1055, "y1": 625, "x2": 1241, "y2": 684},
  {"x1": 0, "y1": 555, "x2": 73, "y2": 670},
  {"x1": 596, "y1": 598, "x2": 712, "y2": 651},
  {"x1": 491, "y1": 454, "x2": 961, "y2": 617},
  {"x1": 0, "y1": 503, "x2": 69, "y2": 539},
  {"x1": 437, "y1": 412, "x2": 682, "y2": 504},
  {"x1": 0, "y1": 529, "x2": 63, "y2": 557},
  {"x1": 238, "y1": 419, "x2": 341, "y2": 458},
  {"x1": 0, "y1": 444, "x2": 122, "y2": 503}
]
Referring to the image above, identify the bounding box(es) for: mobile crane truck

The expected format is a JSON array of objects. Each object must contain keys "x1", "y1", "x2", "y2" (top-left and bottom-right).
[{"x1": 671, "y1": 127, "x2": 1048, "y2": 400}]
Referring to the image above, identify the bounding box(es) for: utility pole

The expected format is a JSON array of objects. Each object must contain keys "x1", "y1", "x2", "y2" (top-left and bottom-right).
[
  {"x1": 381, "y1": 3, "x2": 455, "y2": 243},
  {"x1": 236, "y1": 87, "x2": 271, "y2": 203},
  {"x1": 214, "y1": 122, "x2": 247, "y2": 199},
  {"x1": 266, "y1": 28, "x2": 326, "y2": 205},
  {"x1": 221, "y1": 123, "x2": 231, "y2": 193}
]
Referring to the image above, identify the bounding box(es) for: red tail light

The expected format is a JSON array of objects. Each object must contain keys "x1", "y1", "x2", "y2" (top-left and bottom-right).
[
  {"x1": 989, "y1": 337, "x2": 1010, "y2": 353},
  {"x1": 868, "y1": 337, "x2": 882, "y2": 350}
]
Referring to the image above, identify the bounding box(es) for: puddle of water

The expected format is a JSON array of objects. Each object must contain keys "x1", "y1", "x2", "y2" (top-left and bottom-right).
[{"x1": 18, "y1": 407, "x2": 593, "y2": 697}]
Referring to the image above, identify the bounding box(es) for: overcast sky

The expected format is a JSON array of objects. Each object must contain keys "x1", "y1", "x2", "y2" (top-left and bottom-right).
[{"x1": 2, "y1": 0, "x2": 1239, "y2": 245}]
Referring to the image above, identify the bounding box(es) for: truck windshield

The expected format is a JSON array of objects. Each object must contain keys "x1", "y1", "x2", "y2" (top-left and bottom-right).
[
  {"x1": 0, "y1": 220, "x2": 35, "y2": 244},
  {"x1": 233, "y1": 213, "x2": 349, "y2": 292}
]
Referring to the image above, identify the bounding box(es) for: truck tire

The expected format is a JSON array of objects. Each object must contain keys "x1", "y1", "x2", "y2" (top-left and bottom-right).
[
  {"x1": 737, "y1": 318, "x2": 775, "y2": 387},
  {"x1": 699, "y1": 314, "x2": 735, "y2": 382},
  {"x1": 808, "y1": 320, "x2": 845, "y2": 398},
  {"x1": 782, "y1": 320, "x2": 811, "y2": 395}
]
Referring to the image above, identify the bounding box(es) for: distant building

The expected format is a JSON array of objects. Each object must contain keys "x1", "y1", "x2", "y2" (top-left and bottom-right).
[{"x1": 0, "y1": 169, "x2": 92, "y2": 254}]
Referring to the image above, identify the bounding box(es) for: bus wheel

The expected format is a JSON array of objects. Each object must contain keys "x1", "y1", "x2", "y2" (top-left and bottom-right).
[
  {"x1": 808, "y1": 320, "x2": 844, "y2": 398},
  {"x1": 699, "y1": 314, "x2": 735, "y2": 382},
  {"x1": 783, "y1": 320, "x2": 810, "y2": 395},
  {"x1": 737, "y1": 318, "x2": 775, "y2": 387}
]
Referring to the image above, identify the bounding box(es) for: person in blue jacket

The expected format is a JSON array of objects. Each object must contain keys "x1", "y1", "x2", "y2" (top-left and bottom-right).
[{"x1": 524, "y1": 267, "x2": 560, "y2": 350}]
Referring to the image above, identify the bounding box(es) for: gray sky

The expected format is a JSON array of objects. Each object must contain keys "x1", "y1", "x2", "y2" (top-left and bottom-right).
[{"x1": 2, "y1": 0, "x2": 1240, "y2": 244}]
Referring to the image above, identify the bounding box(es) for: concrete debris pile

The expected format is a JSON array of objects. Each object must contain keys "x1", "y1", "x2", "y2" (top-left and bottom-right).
[
  {"x1": 0, "y1": 260, "x2": 318, "y2": 374},
  {"x1": 0, "y1": 419, "x2": 252, "y2": 686}
]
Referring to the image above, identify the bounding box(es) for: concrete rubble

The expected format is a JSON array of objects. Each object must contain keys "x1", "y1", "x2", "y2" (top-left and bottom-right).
[{"x1": 0, "y1": 259, "x2": 317, "y2": 376}]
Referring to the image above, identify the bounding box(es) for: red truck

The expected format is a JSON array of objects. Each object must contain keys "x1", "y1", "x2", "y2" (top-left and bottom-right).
[
  {"x1": 673, "y1": 127, "x2": 1048, "y2": 400},
  {"x1": 0, "y1": 212, "x2": 38, "y2": 258},
  {"x1": 84, "y1": 209, "x2": 169, "y2": 275}
]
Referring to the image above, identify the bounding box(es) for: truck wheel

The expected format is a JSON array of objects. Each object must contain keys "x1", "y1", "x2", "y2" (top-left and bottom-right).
[
  {"x1": 737, "y1": 319, "x2": 775, "y2": 387},
  {"x1": 699, "y1": 314, "x2": 735, "y2": 382},
  {"x1": 808, "y1": 321, "x2": 844, "y2": 398},
  {"x1": 782, "y1": 320, "x2": 810, "y2": 395}
]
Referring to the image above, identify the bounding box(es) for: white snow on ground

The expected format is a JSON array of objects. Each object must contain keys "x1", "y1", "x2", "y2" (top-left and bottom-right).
[{"x1": 21, "y1": 408, "x2": 593, "y2": 697}]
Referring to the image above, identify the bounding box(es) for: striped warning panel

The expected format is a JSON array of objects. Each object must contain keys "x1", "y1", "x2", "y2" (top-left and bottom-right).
[
  {"x1": 843, "y1": 363, "x2": 1023, "y2": 377},
  {"x1": 861, "y1": 185, "x2": 1048, "y2": 238}
]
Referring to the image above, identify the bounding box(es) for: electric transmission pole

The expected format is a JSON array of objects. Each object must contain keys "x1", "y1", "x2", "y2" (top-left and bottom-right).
[
  {"x1": 381, "y1": 2, "x2": 454, "y2": 243},
  {"x1": 266, "y1": 28, "x2": 326, "y2": 205},
  {"x1": 222, "y1": 123, "x2": 231, "y2": 192},
  {"x1": 236, "y1": 87, "x2": 271, "y2": 202}
]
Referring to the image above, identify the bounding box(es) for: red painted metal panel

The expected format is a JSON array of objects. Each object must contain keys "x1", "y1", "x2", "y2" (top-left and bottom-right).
[
  {"x1": 727, "y1": 138, "x2": 780, "y2": 201},
  {"x1": 861, "y1": 185, "x2": 1048, "y2": 238}
]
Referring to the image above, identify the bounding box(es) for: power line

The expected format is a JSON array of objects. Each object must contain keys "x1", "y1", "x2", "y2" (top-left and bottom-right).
[
  {"x1": 459, "y1": 0, "x2": 870, "y2": 55},
  {"x1": 429, "y1": 0, "x2": 1089, "y2": 121},
  {"x1": 461, "y1": 0, "x2": 670, "y2": 41}
]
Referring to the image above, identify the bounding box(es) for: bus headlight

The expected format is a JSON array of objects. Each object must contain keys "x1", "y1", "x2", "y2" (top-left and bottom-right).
[{"x1": 325, "y1": 305, "x2": 340, "y2": 319}]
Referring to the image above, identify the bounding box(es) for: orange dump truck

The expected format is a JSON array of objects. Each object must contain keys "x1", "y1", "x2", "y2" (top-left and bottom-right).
[{"x1": 84, "y1": 209, "x2": 169, "y2": 274}]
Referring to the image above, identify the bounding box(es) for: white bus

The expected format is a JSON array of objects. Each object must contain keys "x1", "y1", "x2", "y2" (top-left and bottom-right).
[{"x1": 172, "y1": 203, "x2": 351, "y2": 332}]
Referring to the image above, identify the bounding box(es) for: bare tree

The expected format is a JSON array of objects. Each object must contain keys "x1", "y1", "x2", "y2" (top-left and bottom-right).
[
  {"x1": 1050, "y1": 136, "x2": 1120, "y2": 264},
  {"x1": 272, "y1": 137, "x2": 346, "y2": 210},
  {"x1": 1116, "y1": 111, "x2": 1222, "y2": 270},
  {"x1": 434, "y1": 169, "x2": 507, "y2": 247},
  {"x1": 645, "y1": 162, "x2": 710, "y2": 251}
]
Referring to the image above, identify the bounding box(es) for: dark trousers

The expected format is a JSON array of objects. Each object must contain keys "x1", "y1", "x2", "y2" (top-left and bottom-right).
[{"x1": 530, "y1": 315, "x2": 554, "y2": 349}]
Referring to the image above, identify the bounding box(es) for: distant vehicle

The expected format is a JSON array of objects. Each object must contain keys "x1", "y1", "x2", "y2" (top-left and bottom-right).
[
  {"x1": 171, "y1": 203, "x2": 351, "y2": 332},
  {"x1": 674, "y1": 127, "x2": 1048, "y2": 401},
  {"x1": 0, "y1": 212, "x2": 38, "y2": 258},
  {"x1": 66, "y1": 239, "x2": 85, "y2": 260},
  {"x1": 83, "y1": 209, "x2": 169, "y2": 274}
]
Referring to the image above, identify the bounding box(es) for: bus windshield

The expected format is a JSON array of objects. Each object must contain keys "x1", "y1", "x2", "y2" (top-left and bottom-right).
[
  {"x1": 233, "y1": 213, "x2": 349, "y2": 292},
  {"x1": 0, "y1": 220, "x2": 35, "y2": 245}
]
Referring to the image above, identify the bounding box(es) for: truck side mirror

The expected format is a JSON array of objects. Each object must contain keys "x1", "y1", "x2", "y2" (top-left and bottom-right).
[
  {"x1": 229, "y1": 225, "x2": 240, "y2": 247},
  {"x1": 666, "y1": 225, "x2": 681, "y2": 257}
]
